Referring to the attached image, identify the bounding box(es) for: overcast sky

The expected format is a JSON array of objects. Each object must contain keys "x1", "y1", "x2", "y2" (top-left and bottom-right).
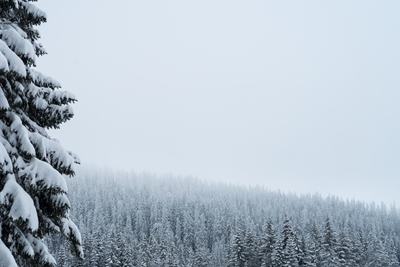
[{"x1": 35, "y1": 0, "x2": 400, "y2": 205}]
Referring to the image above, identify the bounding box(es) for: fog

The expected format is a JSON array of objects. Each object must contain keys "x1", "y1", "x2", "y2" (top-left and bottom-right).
[{"x1": 36, "y1": 0, "x2": 400, "y2": 205}]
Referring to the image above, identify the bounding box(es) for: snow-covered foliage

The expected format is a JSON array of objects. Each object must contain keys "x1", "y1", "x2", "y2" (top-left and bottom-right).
[
  {"x1": 51, "y1": 168, "x2": 400, "y2": 267},
  {"x1": 0, "y1": 0, "x2": 82, "y2": 266}
]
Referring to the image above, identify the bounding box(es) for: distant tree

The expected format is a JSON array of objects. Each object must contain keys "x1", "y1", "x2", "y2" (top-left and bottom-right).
[
  {"x1": 105, "y1": 229, "x2": 120, "y2": 267},
  {"x1": 304, "y1": 222, "x2": 322, "y2": 267},
  {"x1": 280, "y1": 216, "x2": 299, "y2": 266},
  {"x1": 137, "y1": 239, "x2": 150, "y2": 267},
  {"x1": 57, "y1": 245, "x2": 69, "y2": 267},
  {"x1": 271, "y1": 236, "x2": 284, "y2": 267},
  {"x1": 243, "y1": 229, "x2": 258, "y2": 267},
  {"x1": 337, "y1": 227, "x2": 354, "y2": 266},
  {"x1": 228, "y1": 232, "x2": 246, "y2": 267},
  {"x1": 321, "y1": 216, "x2": 339, "y2": 266},
  {"x1": 0, "y1": 0, "x2": 82, "y2": 266},
  {"x1": 91, "y1": 230, "x2": 105, "y2": 267},
  {"x1": 193, "y1": 247, "x2": 210, "y2": 267},
  {"x1": 385, "y1": 236, "x2": 400, "y2": 267},
  {"x1": 259, "y1": 219, "x2": 276, "y2": 267}
]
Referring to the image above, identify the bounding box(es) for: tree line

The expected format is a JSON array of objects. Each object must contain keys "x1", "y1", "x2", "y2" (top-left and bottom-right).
[{"x1": 49, "y1": 168, "x2": 400, "y2": 267}]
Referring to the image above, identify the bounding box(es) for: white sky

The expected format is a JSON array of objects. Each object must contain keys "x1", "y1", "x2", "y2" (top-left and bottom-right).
[{"x1": 35, "y1": 0, "x2": 400, "y2": 205}]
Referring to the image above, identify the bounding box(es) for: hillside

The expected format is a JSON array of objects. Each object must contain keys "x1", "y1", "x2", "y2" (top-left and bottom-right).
[{"x1": 50, "y1": 168, "x2": 400, "y2": 267}]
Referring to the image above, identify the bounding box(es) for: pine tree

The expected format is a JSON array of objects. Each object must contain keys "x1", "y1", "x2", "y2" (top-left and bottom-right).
[
  {"x1": 259, "y1": 219, "x2": 276, "y2": 267},
  {"x1": 137, "y1": 239, "x2": 150, "y2": 267},
  {"x1": 91, "y1": 230, "x2": 105, "y2": 267},
  {"x1": 337, "y1": 228, "x2": 354, "y2": 267},
  {"x1": 105, "y1": 229, "x2": 120, "y2": 267},
  {"x1": 304, "y1": 222, "x2": 321, "y2": 267},
  {"x1": 321, "y1": 216, "x2": 338, "y2": 266},
  {"x1": 193, "y1": 247, "x2": 210, "y2": 267},
  {"x1": 56, "y1": 244, "x2": 69, "y2": 267},
  {"x1": 228, "y1": 232, "x2": 246, "y2": 267},
  {"x1": 281, "y1": 216, "x2": 298, "y2": 266},
  {"x1": 271, "y1": 236, "x2": 284, "y2": 267},
  {"x1": 0, "y1": 0, "x2": 82, "y2": 266},
  {"x1": 243, "y1": 229, "x2": 257, "y2": 267}
]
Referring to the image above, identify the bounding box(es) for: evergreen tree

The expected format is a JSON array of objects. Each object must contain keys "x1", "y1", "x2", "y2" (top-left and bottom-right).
[
  {"x1": 0, "y1": 0, "x2": 82, "y2": 266},
  {"x1": 271, "y1": 236, "x2": 284, "y2": 267},
  {"x1": 321, "y1": 216, "x2": 339, "y2": 266},
  {"x1": 228, "y1": 232, "x2": 245, "y2": 267},
  {"x1": 137, "y1": 239, "x2": 150, "y2": 267},
  {"x1": 304, "y1": 223, "x2": 321, "y2": 267},
  {"x1": 365, "y1": 231, "x2": 391, "y2": 267},
  {"x1": 56, "y1": 244, "x2": 69, "y2": 267},
  {"x1": 243, "y1": 229, "x2": 257, "y2": 267},
  {"x1": 105, "y1": 229, "x2": 120, "y2": 267},
  {"x1": 259, "y1": 219, "x2": 276, "y2": 267},
  {"x1": 385, "y1": 235, "x2": 400, "y2": 267},
  {"x1": 90, "y1": 230, "x2": 104, "y2": 267},
  {"x1": 281, "y1": 216, "x2": 299, "y2": 266},
  {"x1": 337, "y1": 228, "x2": 354, "y2": 267},
  {"x1": 193, "y1": 247, "x2": 210, "y2": 267}
]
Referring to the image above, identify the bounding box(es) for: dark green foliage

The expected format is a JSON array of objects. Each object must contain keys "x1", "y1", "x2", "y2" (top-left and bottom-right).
[{"x1": 0, "y1": 0, "x2": 81, "y2": 265}]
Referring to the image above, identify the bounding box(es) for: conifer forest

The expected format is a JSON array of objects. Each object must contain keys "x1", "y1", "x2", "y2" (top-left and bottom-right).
[
  {"x1": 50, "y1": 169, "x2": 400, "y2": 267},
  {"x1": 1, "y1": 0, "x2": 400, "y2": 266}
]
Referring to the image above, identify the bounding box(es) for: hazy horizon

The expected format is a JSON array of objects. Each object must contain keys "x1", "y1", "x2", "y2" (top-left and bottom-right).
[{"x1": 35, "y1": 0, "x2": 400, "y2": 206}]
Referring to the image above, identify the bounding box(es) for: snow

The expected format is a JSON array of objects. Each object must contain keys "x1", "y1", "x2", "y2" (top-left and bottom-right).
[
  {"x1": 61, "y1": 218, "x2": 83, "y2": 255},
  {"x1": 0, "y1": 86, "x2": 10, "y2": 110},
  {"x1": 34, "y1": 98, "x2": 48, "y2": 110},
  {"x1": 0, "y1": 40, "x2": 26, "y2": 77},
  {"x1": 34, "y1": 42, "x2": 47, "y2": 56},
  {"x1": 30, "y1": 69, "x2": 61, "y2": 88},
  {"x1": 68, "y1": 151, "x2": 81, "y2": 164},
  {"x1": 49, "y1": 90, "x2": 77, "y2": 104},
  {"x1": 20, "y1": 2, "x2": 47, "y2": 20},
  {"x1": 0, "y1": 27, "x2": 36, "y2": 62},
  {"x1": 19, "y1": 112, "x2": 49, "y2": 137},
  {"x1": 27, "y1": 234, "x2": 56, "y2": 265},
  {"x1": 0, "y1": 142, "x2": 13, "y2": 174},
  {"x1": 0, "y1": 51, "x2": 9, "y2": 71},
  {"x1": 29, "y1": 132, "x2": 75, "y2": 174},
  {"x1": 18, "y1": 157, "x2": 68, "y2": 192},
  {"x1": 14, "y1": 229, "x2": 34, "y2": 257},
  {"x1": 26, "y1": 82, "x2": 41, "y2": 97},
  {"x1": 0, "y1": 175, "x2": 39, "y2": 231},
  {"x1": 0, "y1": 240, "x2": 18, "y2": 267},
  {"x1": 9, "y1": 112, "x2": 36, "y2": 157}
]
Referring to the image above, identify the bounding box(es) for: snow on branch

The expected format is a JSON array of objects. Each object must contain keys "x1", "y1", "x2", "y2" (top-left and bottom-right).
[
  {"x1": 0, "y1": 39, "x2": 26, "y2": 77},
  {"x1": 0, "y1": 175, "x2": 39, "y2": 231},
  {"x1": 0, "y1": 239, "x2": 18, "y2": 267},
  {"x1": 29, "y1": 69, "x2": 61, "y2": 89},
  {"x1": 29, "y1": 132, "x2": 75, "y2": 175},
  {"x1": 0, "y1": 27, "x2": 36, "y2": 62}
]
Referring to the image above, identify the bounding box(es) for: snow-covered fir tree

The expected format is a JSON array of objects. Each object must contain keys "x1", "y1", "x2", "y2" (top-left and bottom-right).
[{"x1": 0, "y1": 0, "x2": 82, "y2": 266}]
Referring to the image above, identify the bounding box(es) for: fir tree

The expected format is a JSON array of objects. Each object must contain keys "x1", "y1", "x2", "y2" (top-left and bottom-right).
[
  {"x1": 259, "y1": 219, "x2": 276, "y2": 267},
  {"x1": 304, "y1": 223, "x2": 321, "y2": 267},
  {"x1": 337, "y1": 228, "x2": 354, "y2": 267},
  {"x1": 0, "y1": 0, "x2": 82, "y2": 266},
  {"x1": 271, "y1": 236, "x2": 284, "y2": 267},
  {"x1": 193, "y1": 247, "x2": 210, "y2": 267},
  {"x1": 243, "y1": 229, "x2": 257, "y2": 267},
  {"x1": 321, "y1": 216, "x2": 339, "y2": 266},
  {"x1": 228, "y1": 232, "x2": 246, "y2": 267}
]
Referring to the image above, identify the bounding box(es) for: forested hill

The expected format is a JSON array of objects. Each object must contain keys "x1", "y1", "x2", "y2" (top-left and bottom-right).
[{"x1": 50, "y1": 168, "x2": 400, "y2": 267}]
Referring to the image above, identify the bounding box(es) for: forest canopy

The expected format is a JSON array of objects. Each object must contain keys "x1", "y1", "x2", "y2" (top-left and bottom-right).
[{"x1": 51, "y1": 168, "x2": 400, "y2": 267}]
